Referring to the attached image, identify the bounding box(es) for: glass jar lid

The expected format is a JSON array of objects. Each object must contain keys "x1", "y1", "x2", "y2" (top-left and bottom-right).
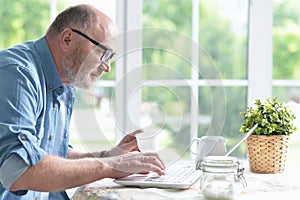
[
  {"x1": 202, "y1": 156, "x2": 238, "y2": 166},
  {"x1": 201, "y1": 156, "x2": 239, "y2": 173}
]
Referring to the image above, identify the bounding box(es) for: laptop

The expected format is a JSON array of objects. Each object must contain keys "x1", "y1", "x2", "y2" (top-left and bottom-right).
[
  {"x1": 114, "y1": 124, "x2": 258, "y2": 189},
  {"x1": 114, "y1": 161, "x2": 201, "y2": 189}
]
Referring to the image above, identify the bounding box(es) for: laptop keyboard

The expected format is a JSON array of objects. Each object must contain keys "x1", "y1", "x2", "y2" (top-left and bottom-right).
[
  {"x1": 114, "y1": 162, "x2": 202, "y2": 189},
  {"x1": 145, "y1": 165, "x2": 198, "y2": 183}
]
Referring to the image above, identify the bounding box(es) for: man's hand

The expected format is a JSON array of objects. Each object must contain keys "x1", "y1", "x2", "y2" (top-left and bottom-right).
[
  {"x1": 101, "y1": 151, "x2": 165, "y2": 178},
  {"x1": 68, "y1": 129, "x2": 144, "y2": 159},
  {"x1": 107, "y1": 129, "x2": 142, "y2": 157}
]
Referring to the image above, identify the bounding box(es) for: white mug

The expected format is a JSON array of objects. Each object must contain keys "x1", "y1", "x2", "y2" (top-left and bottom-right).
[
  {"x1": 136, "y1": 129, "x2": 159, "y2": 153},
  {"x1": 191, "y1": 136, "x2": 227, "y2": 169}
]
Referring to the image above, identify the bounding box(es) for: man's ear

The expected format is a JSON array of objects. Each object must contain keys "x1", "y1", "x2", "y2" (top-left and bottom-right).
[{"x1": 60, "y1": 28, "x2": 73, "y2": 52}]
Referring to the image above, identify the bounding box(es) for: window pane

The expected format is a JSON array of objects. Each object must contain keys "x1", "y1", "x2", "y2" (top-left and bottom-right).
[
  {"x1": 198, "y1": 86, "x2": 247, "y2": 157},
  {"x1": 224, "y1": 87, "x2": 247, "y2": 157},
  {"x1": 273, "y1": 87, "x2": 300, "y2": 102},
  {"x1": 141, "y1": 86, "x2": 191, "y2": 163},
  {"x1": 273, "y1": 86, "x2": 300, "y2": 166},
  {"x1": 143, "y1": 0, "x2": 192, "y2": 79},
  {"x1": 273, "y1": 0, "x2": 300, "y2": 79},
  {"x1": 0, "y1": 0, "x2": 52, "y2": 49},
  {"x1": 143, "y1": 0, "x2": 192, "y2": 36},
  {"x1": 199, "y1": 0, "x2": 249, "y2": 79},
  {"x1": 273, "y1": 86, "x2": 300, "y2": 134},
  {"x1": 143, "y1": 0, "x2": 249, "y2": 80}
]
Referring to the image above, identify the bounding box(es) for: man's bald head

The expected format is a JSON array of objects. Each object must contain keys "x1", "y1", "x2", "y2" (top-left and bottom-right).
[{"x1": 46, "y1": 4, "x2": 117, "y2": 42}]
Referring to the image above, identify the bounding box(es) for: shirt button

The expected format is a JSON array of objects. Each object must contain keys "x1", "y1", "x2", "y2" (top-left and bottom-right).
[
  {"x1": 21, "y1": 135, "x2": 27, "y2": 140},
  {"x1": 35, "y1": 197, "x2": 39, "y2": 200},
  {"x1": 49, "y1": 135, "x2": 55, "y2": 140},
  {"x1": 53, "y1": 103, "x2": 59, "y2": 108}
]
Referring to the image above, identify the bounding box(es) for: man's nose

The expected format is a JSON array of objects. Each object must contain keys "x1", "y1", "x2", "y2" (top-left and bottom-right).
[{"x1": 100, "y1": 62, "x2": 111, "y2": 72}]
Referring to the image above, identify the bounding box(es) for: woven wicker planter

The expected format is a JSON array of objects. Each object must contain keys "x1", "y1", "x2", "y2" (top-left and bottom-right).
[{"x1": 246, "y1": 135, "x2": 290, "y2": 173}]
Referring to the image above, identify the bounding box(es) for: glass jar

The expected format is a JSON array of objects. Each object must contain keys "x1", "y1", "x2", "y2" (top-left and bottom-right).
[{"x1": 199, "y1": 156, "x2": 246, "y2": 200}]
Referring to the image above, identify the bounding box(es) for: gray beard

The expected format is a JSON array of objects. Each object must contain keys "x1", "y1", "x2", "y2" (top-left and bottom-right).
[
  {"x1": 61, "y1": 48, "x2": 82, "y2": 86},
  {"x1": 61, "y1": 47, "x2": 99, "y2": 89}
]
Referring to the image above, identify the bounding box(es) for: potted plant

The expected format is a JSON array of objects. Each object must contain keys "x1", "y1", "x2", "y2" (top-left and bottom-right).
[{"x1": 240, "y1": 97, "x2": 296, "y2": 173}]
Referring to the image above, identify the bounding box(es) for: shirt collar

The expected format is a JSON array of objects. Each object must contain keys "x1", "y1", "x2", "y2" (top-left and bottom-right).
[{"x1": 34, "y1": 36, "x2": 64, "y2": 94}]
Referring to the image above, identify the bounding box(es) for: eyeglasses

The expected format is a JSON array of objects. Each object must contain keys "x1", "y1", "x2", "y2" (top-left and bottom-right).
[{"x1": 71, "y1": 28, "x2": 115, "y2": 63}]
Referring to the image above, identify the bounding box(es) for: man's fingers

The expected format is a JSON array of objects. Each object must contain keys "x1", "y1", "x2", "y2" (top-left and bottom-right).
[
  {"x1": 102, "y1": 151, "x2": 166, "y2": 178},
  {"x1": 119, "y1": 129, "x2": 142, "y2": 144},
  {"x1": 142, "y1": 152, "x2": 165, "y2": 169},
  {"x1": 138, "y1": 163, "x2": 166, "y2": 176},
  {"x1": 129, "y1": 129, "x2": 143, "y2": 137},
  {"x1": 138, "y1": 153, "x2": 166, "y2": 175}
]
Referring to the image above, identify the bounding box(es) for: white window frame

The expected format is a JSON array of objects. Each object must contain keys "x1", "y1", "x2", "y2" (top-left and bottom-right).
[
  {"x1": 115, "y1": 0, "x2": 143, "y2": 141},
  {"x1": 248, "y1": 0, "x2": 273, "y2": 105}
]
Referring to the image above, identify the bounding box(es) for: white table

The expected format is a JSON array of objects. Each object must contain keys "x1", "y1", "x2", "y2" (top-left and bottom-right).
[{"x1": 68, "y1": 161, "x2": 300, "y2": 200}]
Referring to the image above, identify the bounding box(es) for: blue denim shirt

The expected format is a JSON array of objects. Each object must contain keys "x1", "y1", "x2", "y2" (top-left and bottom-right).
[{"x1": 0, "y1": 36, "x2": 74, "y2": 199}]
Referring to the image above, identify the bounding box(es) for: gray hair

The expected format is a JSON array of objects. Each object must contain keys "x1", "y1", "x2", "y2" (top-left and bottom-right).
[{"x1": 46, "y1": 4, "x2": 97, "y2": 38}]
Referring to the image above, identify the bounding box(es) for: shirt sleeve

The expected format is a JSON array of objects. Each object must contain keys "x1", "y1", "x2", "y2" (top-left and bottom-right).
[
  {"x1": 0, "y1": 154, "x2": 29, "y2": 189},
  {"x1": 0, "y1": 63, "x2": 48, "y2": 190}
]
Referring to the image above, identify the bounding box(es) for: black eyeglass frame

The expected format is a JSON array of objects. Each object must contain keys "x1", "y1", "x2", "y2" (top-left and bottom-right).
[{"x1": 71, "y1": 28, "x2": 115, "y2": 63}]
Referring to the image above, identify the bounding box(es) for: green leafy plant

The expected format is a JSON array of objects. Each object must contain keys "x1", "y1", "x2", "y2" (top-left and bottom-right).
[{"x1": 240, "y1": 97, "x2": 296, "y2": 135}]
